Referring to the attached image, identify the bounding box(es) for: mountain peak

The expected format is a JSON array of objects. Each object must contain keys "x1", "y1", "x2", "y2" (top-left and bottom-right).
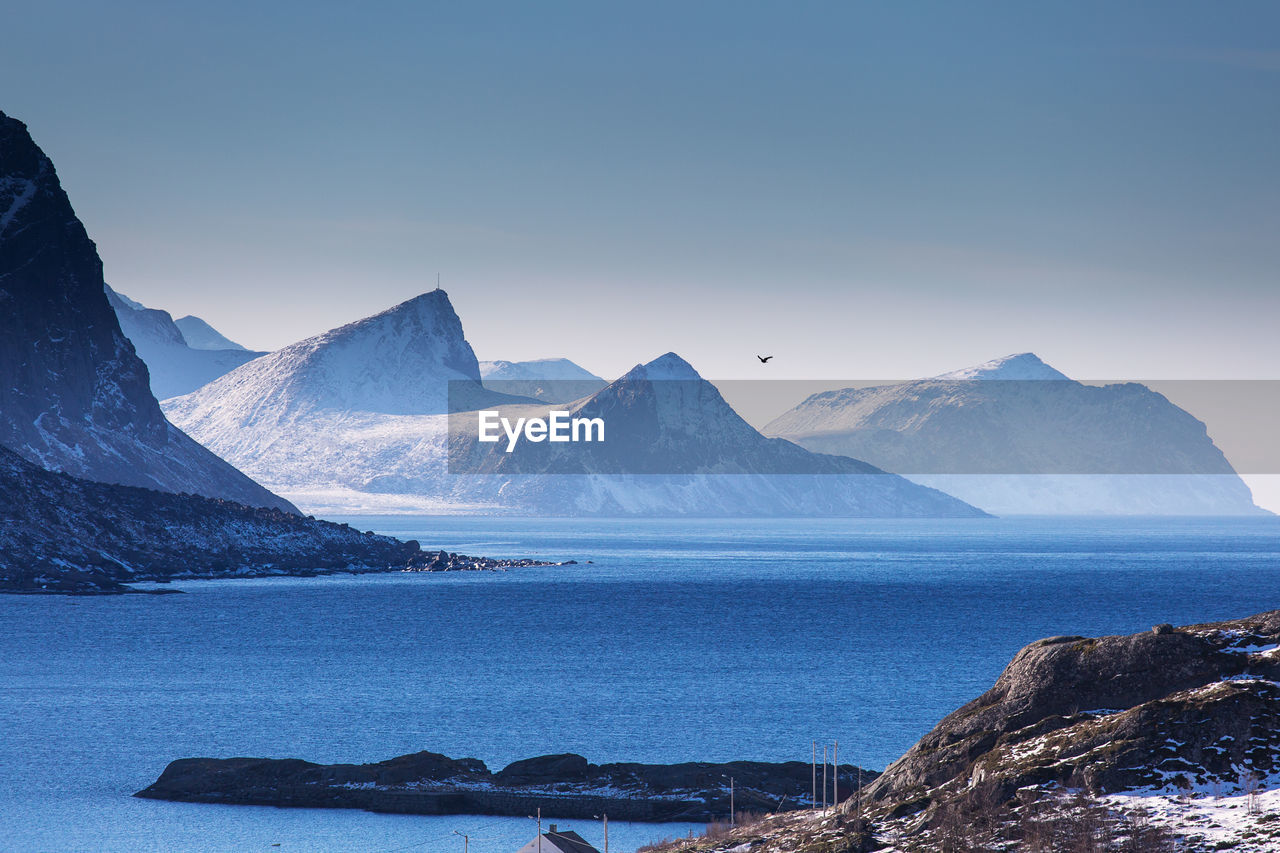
[
  {"x1": 934, "y1": 353, "x2": 1070, "y2": 381},
  {"x1": 166, "y1": 289, "x2": 485, "y2": 419},
  {"x1": 175, "y1": 315, "x2": 249, "y2": 351},
  {"x1": 626, "y1": 352, "x2": 702, "y2": 382}
]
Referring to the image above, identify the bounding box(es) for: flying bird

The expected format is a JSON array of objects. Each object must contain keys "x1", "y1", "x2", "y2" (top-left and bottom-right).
[{"x1": 757, "y1": 355, "x2": 773, "y2": 364}]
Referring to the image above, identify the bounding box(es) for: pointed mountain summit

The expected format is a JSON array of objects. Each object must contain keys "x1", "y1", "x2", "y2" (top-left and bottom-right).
[
  {"x1": 0, "y1": 111, "x2": 290, "y2": 511},
  {"x1": 165, "y1": 290, "x2": 531, "y2": 497},
  {"x1": 934, "y1": 352, "x2": 1069, "y2": 381},
  {"x1": 168, "y1": 289, "x2": 489, "y2": 427},
  {"x1": 765, "y1": 354, "x2": 1264, "y2": 515}
]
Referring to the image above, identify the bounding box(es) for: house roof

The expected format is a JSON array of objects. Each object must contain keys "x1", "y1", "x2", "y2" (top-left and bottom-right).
[{"x1": 543, "y1": 829, "x2": 601, "y2": 853}]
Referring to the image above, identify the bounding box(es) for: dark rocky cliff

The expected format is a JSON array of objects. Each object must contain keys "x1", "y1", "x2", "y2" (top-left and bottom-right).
[{"x1": 0, "y1": 110, "x2": 289, "y2": 511}]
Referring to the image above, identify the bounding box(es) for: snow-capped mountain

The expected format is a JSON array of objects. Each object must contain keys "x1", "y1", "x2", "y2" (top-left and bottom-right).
[
  {"x1": 165, "y1": 290, "x2": 516, "y2": 440},
  {"x1": 445, "y1": 352, "x2": 986, "y2": 516},
  {"x1": 105, "y1": 286, "x2": 265, "y2": 398},
  {"x1": 174, "y1": 314, "x2": 249, "y2": 351},
  {"x1": 165, "y1": 297, "x2": 982, "y2": 516},
  {"x1": 933, "y1": 352, "x2": 1070, "y2": 381},
  {"x1": 0, "y1": 110, "x2": 292, "y2": 512},
  {"x1": 764, "y1": 353, "x2": 1265, "y2": 515},
  {"x1": 163, "y1": 290, "x2": 530, "y2": 505},
  {"x1": 479, "y1": 357, "x2": 606, "y2": 402}
]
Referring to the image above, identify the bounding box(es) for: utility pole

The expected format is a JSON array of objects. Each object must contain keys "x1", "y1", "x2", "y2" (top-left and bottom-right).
[
  {"x1": 822, "y1": 745, "x2": 828, "y2": 811},
  {"x1": 833, "y1": 740, "x2": 838, "y2": 811},
  {"x1": 538, "y1": 807, "x2": 542, "y2": 853},
  {"x1": 811, "y1": 740, "x2": 816, "y2": 809},
  {"x1": 857, "y1": 766, "x2": 863, "y2": 822},
  {"x1": 604, "y1": 812, "x2": 609, "y2": 853},
  {"x1": 730, "y1": 776, "x2": 735, "y2": 827}
]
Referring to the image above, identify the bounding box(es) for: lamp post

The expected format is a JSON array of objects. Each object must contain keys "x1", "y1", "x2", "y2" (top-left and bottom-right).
[
  {"x1": 453, "y1": 830, "x2": 468, "y2": 853},
  {"x1": 595, "y1": 813, "x2": 609, "y2": 853}
]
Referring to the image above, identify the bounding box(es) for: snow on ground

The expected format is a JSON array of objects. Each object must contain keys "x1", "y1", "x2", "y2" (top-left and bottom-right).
[
  {"x1": 277, "y1": 486, "x2": 499, "y2": 516},
  {"x1": 1105, "y1": 786, "x2": 1280, "y2": 852}
]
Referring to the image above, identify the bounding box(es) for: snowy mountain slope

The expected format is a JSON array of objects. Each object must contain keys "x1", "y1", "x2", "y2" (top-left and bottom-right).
[
  {"x1": 163, "y1": 290, "x2": 533, "y2": 496},
  {"x1": 933, "y1": 352, "x2": 1070, "y2": 381},
  {"x1": 764, "y1": 353, "x2": 1265, "y2": 515},
  {"x1": 174, "y1": 314, "x2": 249, "y2": 350},
  {"x1": 479, "y1": 357, "x2": 602, "y2": 381},
  {"x1": 105, "y1": 286, "x2": 265, "y2": 398},
  {"x1": 0, "y1": 110, "x2": 292, "y2": 512},
  {"x1": 479, "y1": 357, "x2": 607, "y2": 403}
]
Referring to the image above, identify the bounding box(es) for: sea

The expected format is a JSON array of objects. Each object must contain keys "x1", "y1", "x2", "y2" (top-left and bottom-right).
[{"x1": 3, "y1": 516, "x2": 1279, "y2": 852}]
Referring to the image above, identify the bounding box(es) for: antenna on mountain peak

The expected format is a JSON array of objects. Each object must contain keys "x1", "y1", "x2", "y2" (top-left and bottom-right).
[{"x1": 436, "y1": 273, "x2": 441, "y2": 291}]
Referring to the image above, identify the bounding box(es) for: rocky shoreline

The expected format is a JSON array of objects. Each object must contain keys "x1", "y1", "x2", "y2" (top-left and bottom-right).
[
  {"x1": 0, "y1": 445, "x2": 571, "y2": 595},
  {"x1": 136, "y1": 751, "x2": 878, "y2": 823}
]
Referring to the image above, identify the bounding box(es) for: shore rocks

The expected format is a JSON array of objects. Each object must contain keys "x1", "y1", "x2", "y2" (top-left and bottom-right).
[{"x1": 0, "y1": 446, "x2": 564, "y2": 594}]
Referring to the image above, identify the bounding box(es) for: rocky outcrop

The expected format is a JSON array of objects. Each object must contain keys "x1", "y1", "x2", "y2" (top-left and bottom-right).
[
  {"x1": 632, "y1": 611, "x2": 1280, "y2": 852},
  {"x1": 136, "y1": 750, "x2": 878, "y2": 823},
  {"x1": 0, "y1": 445, "x2": 562, "y2": 594},
  {"x1": 0, "y1": 110, "x2": 291, "y2": 511},
  {"x1": 859, "y1": 610, "x2": 1280, "y2": 823}
]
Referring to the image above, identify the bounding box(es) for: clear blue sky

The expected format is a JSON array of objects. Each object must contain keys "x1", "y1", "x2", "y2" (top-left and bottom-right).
[{"x1": 4, "y1": 1, "x2": 1278, "y2": 380}]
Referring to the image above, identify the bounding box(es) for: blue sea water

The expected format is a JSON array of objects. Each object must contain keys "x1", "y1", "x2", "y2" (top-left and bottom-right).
[{"x1": 2, "y1": 516, "x2": 1279, "y2": 852}]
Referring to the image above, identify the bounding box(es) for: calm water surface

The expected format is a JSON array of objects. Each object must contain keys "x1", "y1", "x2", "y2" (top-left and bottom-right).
[{"x1": 3, "y1": 516, "x2": 1279, "y2": 852}]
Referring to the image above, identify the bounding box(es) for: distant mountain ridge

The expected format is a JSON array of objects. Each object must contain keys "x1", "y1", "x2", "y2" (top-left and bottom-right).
[
  {"x1": 479, "y1": 357, "x2": 606, "y2": 403},
  {"x1": 105, "y1": 285, "x2": 265, "y2": 399},
  {"x1": 166, "y1": 295, "x2": 984, "y2": 517},
  {"x1": 0, "y1": 110, "x2": 291, "y2": 511},
  {"x1": 446, "y1": 352, "x2": 986, "y2": 516},
  {"x1": 765, "y1": 353, "x2": 1265, "y2": 515},
  {"x1": 174, "y1": 314, "x2": 249, "y2": 351}
]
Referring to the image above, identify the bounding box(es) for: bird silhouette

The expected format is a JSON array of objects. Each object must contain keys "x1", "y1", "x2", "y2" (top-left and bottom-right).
[{"x1": 757, "y1": 355, "x2": 773, "y2": 363}]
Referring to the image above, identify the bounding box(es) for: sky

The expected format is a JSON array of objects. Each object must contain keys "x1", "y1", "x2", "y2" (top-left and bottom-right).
[{"x1": 3, "y1": 1, "x2": 1278, "y2": 382}]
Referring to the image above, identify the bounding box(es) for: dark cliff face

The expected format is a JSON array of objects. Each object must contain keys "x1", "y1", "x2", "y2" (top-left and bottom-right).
[
  {"x1": 0, "y1": 111, "x2": 290, "y2": 511},
  {"x1": 0, "y1": 111, "x2": 165, "y2": 448}
]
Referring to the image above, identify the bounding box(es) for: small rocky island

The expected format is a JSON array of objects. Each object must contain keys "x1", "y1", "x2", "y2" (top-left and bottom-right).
[{"x1": 136, "y1": 751, "x2": 877, "y2": 823}]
